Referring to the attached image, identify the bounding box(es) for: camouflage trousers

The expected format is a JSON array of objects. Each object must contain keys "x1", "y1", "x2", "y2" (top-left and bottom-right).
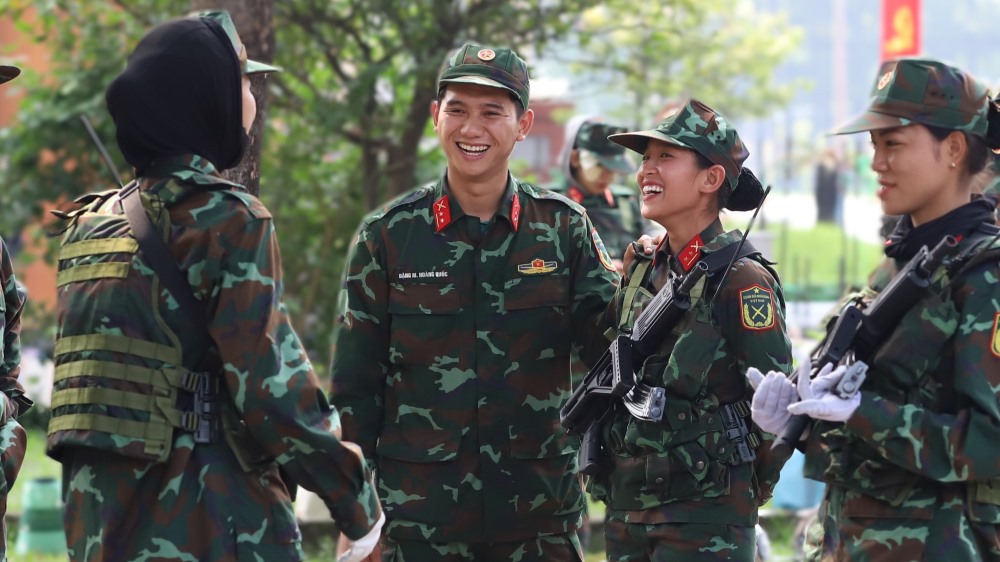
[
  {"x1": 381, "y1": 531, "x2": 584, "y2": 562},
  {"x1": 604, "y1": 517, "x2": 755, "y2": 562},
  {"x1": 0, "y1": 415, "x2": 26, "y2": 562},
  {"x1": 804, "y1": 485, "x2": 1000, "y2": 561}
]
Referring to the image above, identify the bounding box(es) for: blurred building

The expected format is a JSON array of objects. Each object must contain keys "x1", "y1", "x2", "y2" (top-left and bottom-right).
[{"x1": 1, "y1": 9, "x2": 59, "y2": 320}]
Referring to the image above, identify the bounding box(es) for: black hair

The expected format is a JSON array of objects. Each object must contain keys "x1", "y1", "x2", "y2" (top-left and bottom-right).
[
  {"x1": 688, "y1": 149, "x2": 762, "y2": 212},
  {"x1": 435, "y1": 85, "x2": 526, "y2": 118},
  {"x1": 925, "y1": 100, "x2": 1000, "y2": 176}
]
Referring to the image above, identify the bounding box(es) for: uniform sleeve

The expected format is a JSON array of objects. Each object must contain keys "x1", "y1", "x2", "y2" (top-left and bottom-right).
[
  {"x1": 329, "y1": 223, "x2": 388, "y2": 464},
  {"x1": 843, "y1": 264, "x2": 1000, "y2": 482},
  {"x1": 209, "y1": 215, "x2": 380, "y2": 540},
  {"x1": 715, "y1": 259, "x2": 794, "y2": 504},
  {"x1": 568, "y1": 211, "x2": 618, "y2": 368},
  {"x1": 0, "y1": 238, "x2": 28, "y2": 416}
]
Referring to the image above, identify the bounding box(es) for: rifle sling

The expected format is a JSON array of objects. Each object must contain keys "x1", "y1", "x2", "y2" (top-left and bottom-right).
[
  {"x1": 618, "y1": 240, "x2": 761, "y2": 332},
  {"x1": 120, "y1": 181, "x2": 210, "y2": 360}
]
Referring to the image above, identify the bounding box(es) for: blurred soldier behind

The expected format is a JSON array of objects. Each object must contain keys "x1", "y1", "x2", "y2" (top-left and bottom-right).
[
  {"x1": 46, "y1": 12, "x2": 381, "y2": 562},
  {"x1": 551, "y1": 116, "x2": 650, "y2": 275},
  {"x1": 0, "y1": 63, "x2": 33, "y2": 562}
]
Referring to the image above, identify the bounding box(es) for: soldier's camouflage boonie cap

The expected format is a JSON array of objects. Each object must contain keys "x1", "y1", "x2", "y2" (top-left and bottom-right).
[
  {"x1": 194, "y1": 11, "x2": 281, "y2": 75},
  {"x1": 0, "y1": 65, "x2": 20, "y2": 85},
  {"x1": 832, "y1": 58, "x2": 989, "y2": 136},
  {"x1": 576, "y1": 121, "x2": 633, "y2": 174},
  {"x1": 439, "y1": 43, "x2": 530, "y2": 109},
  {"x1": 609, "y1": 99, "x2": 749, "y2": 190}
]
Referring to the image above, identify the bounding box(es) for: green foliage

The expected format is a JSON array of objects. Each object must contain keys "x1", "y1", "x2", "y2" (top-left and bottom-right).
[
  {"x1": 0, "y1": 0, "x2": 802, "y2": 374},
  {"x1": 564, "y1": 0, "x2": 805, "y2": 126}
]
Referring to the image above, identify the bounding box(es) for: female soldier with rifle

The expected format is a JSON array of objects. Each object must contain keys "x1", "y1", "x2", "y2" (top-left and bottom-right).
[
  {"x1": 749, "y1": 58, "x2": 1000, "y2": 561},
  {"x1": 579, "y1": 99, "x2": 793, "y2": 561}
]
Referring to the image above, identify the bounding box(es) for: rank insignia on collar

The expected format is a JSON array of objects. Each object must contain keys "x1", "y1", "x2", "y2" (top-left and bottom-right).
[
  {"x1": 991, "y1": 313, "x2": 1000, "y2": 359},
  {"x1": 518, "y1": 258, "x2": 558, "y2": 275},
  {"x1": 433, "y1": 195, "x2": 452, "y2": 232},
  {"x1": 676, "y1": 234, "x2": 703, "y2": 272},
  {"x1": 739, "y1": 284, "x2": 775, "y2": 331},
  {"x1": 511, "y1": 193, "x2": 521, "y2": 231},
  {"x1": 568, "y1": 186, "x2": 584, "y2": 204}
]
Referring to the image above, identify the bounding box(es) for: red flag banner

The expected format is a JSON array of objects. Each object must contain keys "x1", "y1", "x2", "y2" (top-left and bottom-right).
[{"x1": 881, "y1": 0, "x2": 921, "y2": 60}]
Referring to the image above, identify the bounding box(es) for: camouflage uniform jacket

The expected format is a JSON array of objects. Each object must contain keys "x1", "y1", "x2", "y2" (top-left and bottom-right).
[
  {"x1": 48, "y1": 155, "x2": 379, "y2": 561},
  {"x1": 802, "y1": 222, "x2": 1000, "y2": 547},
  {"x1": 550, "y1": 181, "x2": 647, "y2": 257},
  {"x1": 591, "y1": 220, "x2": 793, "y2": 526},
  {"x1": 330, "y1": 173, "x2": 619, "y2": 543},
  {"x1": 0, "y1": 236, "x2": 28, "y2": 560}
]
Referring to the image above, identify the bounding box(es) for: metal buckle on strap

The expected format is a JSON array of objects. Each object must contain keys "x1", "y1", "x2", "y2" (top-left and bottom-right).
[
  {"x1": 179, "y1": 370, "x2": 203, "y2": 393},
  {"x1": 180, "y1": 411, "x2": 201, "y2": 432}
]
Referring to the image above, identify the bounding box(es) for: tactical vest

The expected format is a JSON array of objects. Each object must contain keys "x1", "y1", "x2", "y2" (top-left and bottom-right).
[
  {"x1": 595, "y1": 244, "x2": 774, "y2": 510},
  {"x1": 615, "y1": 249, "x2": 771, "y2": 455},
  {"x1": 47, "y1": 189, "x2": 217, "y2": 463},
  {"x1": 806, "y1": 226, "x2": 1000, "y2": 507}
]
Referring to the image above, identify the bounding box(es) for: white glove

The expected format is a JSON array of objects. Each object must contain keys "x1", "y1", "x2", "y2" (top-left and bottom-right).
[
  {"x1": 786, "y1": 362, "x2": 862, "y2": 422},
  {"x1": 747, "y1": 367, "x2": 797, "y2": 435},
  {"x1": 337, "y1": 511, "x2": 385, "y2": 562}
]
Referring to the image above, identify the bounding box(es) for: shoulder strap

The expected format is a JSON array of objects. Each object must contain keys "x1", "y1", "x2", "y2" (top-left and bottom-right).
[
  {"x1": 617, "y1": 240, "x2": 760, "y2": 331},
  {"x1": 120, "y1": 181, "x2": 210, "y2": 345}
]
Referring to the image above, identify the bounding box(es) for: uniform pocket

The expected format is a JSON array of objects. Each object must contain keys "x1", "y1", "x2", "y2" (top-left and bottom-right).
[
  {"x1": 503, "y1": 274, "x2": 571, "y2": 360},
  {"x1": 388, "y1": 281, "x2": 461, "y2": 365}
]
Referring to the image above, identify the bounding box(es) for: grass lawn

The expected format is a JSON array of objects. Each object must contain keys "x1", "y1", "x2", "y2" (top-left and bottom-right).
[{"x1": 761, "y1": 222, "x2": 884, "y2": 301}]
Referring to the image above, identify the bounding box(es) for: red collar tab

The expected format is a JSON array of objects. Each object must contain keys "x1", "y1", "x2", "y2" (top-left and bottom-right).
[
  {"x1": 511, "y1": 193, "x2": 521, "y2": 232},
  {"x1": 604, "y1": 188, "x2": 615, "y2": 206},
  {"x1": 677, "y1": 234, "x2": 704, "y2": 272},
  {"x1": 568, "y1": 186, "x2": 584, "y2": 204},
  {"x1": 433, "y1": 195, "x2": 453, "y2": 232}
]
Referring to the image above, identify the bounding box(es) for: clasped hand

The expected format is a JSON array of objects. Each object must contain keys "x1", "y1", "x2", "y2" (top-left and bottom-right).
[{"x1": 746, "y1": 359, "x2": 863, "y2": 432}]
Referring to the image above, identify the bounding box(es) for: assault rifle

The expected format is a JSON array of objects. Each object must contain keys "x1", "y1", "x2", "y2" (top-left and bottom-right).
[
  {"x1": 772, "y1": 234, "x2": 961, "y2": 456},
  {"x1": 560, "y1": 261, "x2": 709, "y2": 475}
]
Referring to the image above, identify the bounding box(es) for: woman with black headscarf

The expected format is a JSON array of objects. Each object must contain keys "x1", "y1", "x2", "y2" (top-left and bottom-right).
[{"x1": 47, "y1": 11, "x2": 383, "y2": 562}]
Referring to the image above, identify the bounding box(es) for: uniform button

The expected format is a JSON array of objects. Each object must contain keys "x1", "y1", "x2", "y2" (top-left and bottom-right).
[
  {"x1": 707, "y1": 417, "x2": 714, "y2": 425},
  {"x1": 677, "y1": 413, "x2": 686, "y2": 421},
  {"x1": 655, "y1": 477, "x2": 664, "y2": 484},
  {"x1": 695, "y1": 460, "x2": 705, "y2": 470},
  {"x1": 718, "y1": 447, "x2": 726, "y2": 454}
]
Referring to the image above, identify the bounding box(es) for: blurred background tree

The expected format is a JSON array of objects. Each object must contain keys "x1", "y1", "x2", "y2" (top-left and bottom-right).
[{"x1": 0, "y1": 0, "x2": 801, "y2": 374}]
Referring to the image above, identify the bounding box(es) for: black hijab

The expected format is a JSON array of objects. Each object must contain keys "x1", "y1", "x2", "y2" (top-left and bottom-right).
[{"x1": 106, "y1": 16, "x2": 246, "y2": 175}]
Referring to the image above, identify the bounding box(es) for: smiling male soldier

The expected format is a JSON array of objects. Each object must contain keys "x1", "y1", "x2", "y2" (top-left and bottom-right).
[{"x1": 330, "y1": 43, "x2": 618, "y2": 561}]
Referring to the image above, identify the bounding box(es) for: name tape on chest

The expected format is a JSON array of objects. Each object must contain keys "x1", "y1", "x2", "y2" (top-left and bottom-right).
[{"x1": 396, "y1": 269, "x2": 450, "y2": 282}]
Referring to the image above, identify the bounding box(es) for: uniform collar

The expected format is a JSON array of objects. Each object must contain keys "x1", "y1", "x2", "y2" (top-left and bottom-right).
[
  {"x1": 656, "y1": 219, "x2": 734, "y2": 273},
  {"x1": 567, "y1": 183, "x2": 616, "y2": 207},
  {"x1": 140, "y1": 154, "x2": 244, "y2": 204},
  {"x1": 432, "y1": 173, "x2": 522, "y2": 233}
]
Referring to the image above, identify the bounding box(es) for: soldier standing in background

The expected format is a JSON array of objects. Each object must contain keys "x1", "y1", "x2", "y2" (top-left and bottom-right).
[
  {"x1": 330, "y1": 43, "x2": 618, "y2": 561},
  {"x1": 550, "y1": 116, "x2": 650, "y2": 275},
  {"x1": 46, "y1": 12, "x2": 382, "y2": 561},
  {"x1": 0, "y1": 63, "x2": 33, "y2": 562}
]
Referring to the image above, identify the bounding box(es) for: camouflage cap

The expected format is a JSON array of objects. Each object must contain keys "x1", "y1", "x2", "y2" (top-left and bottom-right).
[
  {"x1": 438, "y1": 43, "x2": 530, "y2": 109},
  {"x1": 609, "y1": 99, "x2": 749, "y2": 190},
  {"x1": 0, "y1": 65, "x2": 20, "y2": 85},
  {"x1": 575, "y1": 121, "x2": 633, "y2": 174},
  {"x1": 194, "y1": 11, "x2": 281, "y2": 76},
  {"x1": 832, "y1": 58, "x2": 990, "y2": 136}
]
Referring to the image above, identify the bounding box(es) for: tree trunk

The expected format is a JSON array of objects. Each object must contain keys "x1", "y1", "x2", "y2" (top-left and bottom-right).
[{"x1": 189, "y1": 0, "x2": 274, "y2": 196}]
